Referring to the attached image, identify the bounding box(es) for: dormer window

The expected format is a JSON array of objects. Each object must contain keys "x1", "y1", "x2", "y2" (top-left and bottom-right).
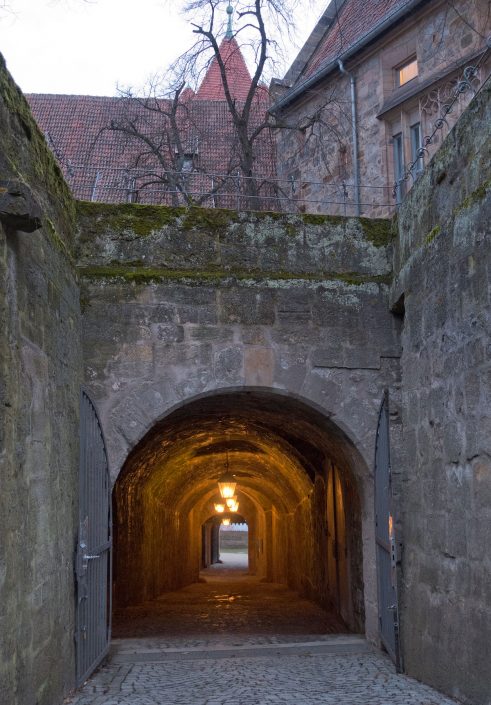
[
  {"x1": 182, "y1": 155, "x2": 194, "y2": 173},
  {"x1": 395, "y1": 57, "x2": 418, "y2": 87}
]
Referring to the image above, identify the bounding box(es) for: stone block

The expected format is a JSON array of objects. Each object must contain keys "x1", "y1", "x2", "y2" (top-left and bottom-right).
[
  {"x1": 187, "y1": 326, "x2": 234, "y2": 343},
  {"x1": 240, "y1": 326, "x2": 269, "y2": 345},
  {"x1": 311, "y1": 346, "x2": 344, "y2": 368},
  {"x1": 274, "y1": 348, "x2": 308, "y2": 392},
  {"x1": 151, "y1": 324, "x2": 184, "y2": 343},
  {"x1": 443, "y1": 421, "x2": 462, "y2": 463},
  {"x1": 154, "y1": 342, "x2": 212, "y2": 369},
  {"x1": 219, "y1": 288, "x2": 275, "y2": 325},
  {"x1": 176, "y1": 304, "x2": 217, "y2": 325},
  {"x1": 244, "y1": 347, "x2": 275, "y2": 386},
  {"x1": 213, "y1": 346, "x2": 243, "y2": 383}
]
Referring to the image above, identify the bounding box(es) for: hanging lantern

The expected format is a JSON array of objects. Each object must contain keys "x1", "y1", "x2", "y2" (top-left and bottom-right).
[
  {"x1": 218, "y1": 471, "x2": 236, "y2": 499},
  {"x1": 214, "y1": 501, "x2": 225, "y2": 513},
  {"x1": 225, "y1": 495, "x2": 237, "y2": 509},
  {"x1": 222, "y1": 517, "x2": 231, "y2": 526},
  {"x1": 228, "y1": 499, "x2": 239, "y2": 513}
]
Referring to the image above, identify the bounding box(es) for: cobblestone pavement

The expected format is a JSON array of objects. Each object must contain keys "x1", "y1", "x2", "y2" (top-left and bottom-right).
[
  {"x1": 70, "y1": 556, "x2": 456, "y2": 705},
  {"x1": 69, "y1": 642, "x2": 457, "y2": 705}
]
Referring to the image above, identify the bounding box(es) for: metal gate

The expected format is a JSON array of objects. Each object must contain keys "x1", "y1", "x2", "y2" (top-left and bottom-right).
[
  {"x1": 374, "y1": 391, "x2": 401, "y2": 670},
  {"x1": 75, "y1": 389, "x2": 112, "y2": 685}
]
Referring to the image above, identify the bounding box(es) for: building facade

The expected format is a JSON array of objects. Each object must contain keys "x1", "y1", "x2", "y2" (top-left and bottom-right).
[{"x1": 272, "y1": 0, "x2": 491, "y2": 216}]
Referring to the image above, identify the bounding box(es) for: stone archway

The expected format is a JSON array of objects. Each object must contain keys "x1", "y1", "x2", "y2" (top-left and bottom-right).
[{"x1": 112, "y1": 389, "x2": 368, "y2": 634}]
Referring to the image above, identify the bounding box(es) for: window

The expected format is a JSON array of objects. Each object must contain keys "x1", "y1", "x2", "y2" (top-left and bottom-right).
[
  {"x1": 182, "y1": 155, "x2": 194, "y2": 173},
  {"x1": 395, "y1": 57, "x2": 418, "y2": 87},
  {"x1": 393, "y1": 132, "x2": 405, "y2": 204},
  {"x1": 410, "y1": 122, "x2": 424, "y2": 175}
]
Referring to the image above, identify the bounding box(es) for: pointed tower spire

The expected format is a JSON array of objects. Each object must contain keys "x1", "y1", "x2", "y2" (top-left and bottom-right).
[{"x1": 225, "y1": 3, "x2": 234, "y2": 39}]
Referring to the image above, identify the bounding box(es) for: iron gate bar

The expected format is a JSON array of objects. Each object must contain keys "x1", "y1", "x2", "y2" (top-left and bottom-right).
[
  {"x1": 75, "y1": 389, "x2": 112, "y2": 687},
  {"x1": 374, "y1": 390, "x2": 401, "y2": 672}
]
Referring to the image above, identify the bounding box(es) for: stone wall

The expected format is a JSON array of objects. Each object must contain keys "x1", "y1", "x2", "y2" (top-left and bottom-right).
[
  {"x1": 76, "y1": 204, "x2": 401, "y2": 641},
  {"x1": 392, "y1": 81, "x2": 491, "y2": 704},
  {"x1": 0, "y1": 55, "x2": 81, "y2": 705}
]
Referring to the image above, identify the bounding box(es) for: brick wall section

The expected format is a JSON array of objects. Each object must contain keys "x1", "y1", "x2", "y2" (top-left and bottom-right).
[
  {"x1": 391, "y1": 81, "x2": 491, "y2": 704},
  {"x1": 0, "y1": 55, "x2": 81, "y2": 704}
]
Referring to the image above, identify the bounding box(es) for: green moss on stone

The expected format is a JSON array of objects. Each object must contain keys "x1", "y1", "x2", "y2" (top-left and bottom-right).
[
  {"x1": 359, "y1": 217, "x2": 393, "y2": 247},
  {"x1": 302, "y1": 213, "x2": 344, "y2": 226},
  {"x1": 0, "y1": 54, "x2": 75, "y2": 236},
  {"x1": 77, "y1": 264, "x2": 391, "y2": 286},
  {"x1": 453, "y1": 177, "x2": 491, "y2": 216},
  {"x1": 425, "y1": 224, "x2": 441, "y2": 245},
  {"x1": 181, "y1": 206, "x2": 241, "y2": 230},
  {"x1": 44, "y1": 217, "x2": 75, "y2": 264},
  {"x1": 76, "y1": 202, "x2": 186, "y2": 237}
]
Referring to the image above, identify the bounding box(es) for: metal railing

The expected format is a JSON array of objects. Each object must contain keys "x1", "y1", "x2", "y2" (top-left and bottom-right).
[
  {"x1": 393, "y1": 40, "x2": 491, "y2": 201},
  {"x1": 61, "y1": 164, "x2": 395, "y2": 217},
  {"x1": 52, "y1": 41, "x2": 491, "y2": 217}
]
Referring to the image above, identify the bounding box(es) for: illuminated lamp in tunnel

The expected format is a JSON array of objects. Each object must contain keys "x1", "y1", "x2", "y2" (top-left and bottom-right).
[
  {"x1": 222, "y1": 517, "x2": 231, "y2": 526},
  {"x1": 218, "y1": 471, "x2": 236, "y2": 499},
  {"x1": 228, "y1": 499, "x2": 239, "y2": 512},
  {"x1": 225, "y1": 495, "x2": 238, "y2": 509},
  {"x1": 214, "y1": 501, "x2": 226, "y2": 513}
]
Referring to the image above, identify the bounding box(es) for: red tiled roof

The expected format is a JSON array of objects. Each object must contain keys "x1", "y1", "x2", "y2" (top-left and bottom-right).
[
  {"x1": 27, "y1": 89, "x2": 275, "y2": 205},
  {"x1": 303, "y1": 0, "x2": 412, "y2": 78},
  {"x1": 26, "y1": 38, "x2": 275, "y2": 207},
  {"x1": 196, "y1": 37, "x2": 252, "y2": 101}
]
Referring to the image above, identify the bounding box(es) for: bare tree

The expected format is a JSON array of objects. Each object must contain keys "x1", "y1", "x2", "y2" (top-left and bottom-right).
[
  {"x1": 103, "y1": 79, "x2": 224, "y2": 206},
  {"x1": 96, "y1": 0, "x2": 326, "y2": 210}
]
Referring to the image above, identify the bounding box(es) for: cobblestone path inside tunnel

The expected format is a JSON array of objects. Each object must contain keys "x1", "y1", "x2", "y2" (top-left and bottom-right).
[
  {"x1": 112, "y1": 553, "x2": 346, "y2": 640},
  {"x1": 69, "y1": 556, "x2": 456, "y2": 705}
]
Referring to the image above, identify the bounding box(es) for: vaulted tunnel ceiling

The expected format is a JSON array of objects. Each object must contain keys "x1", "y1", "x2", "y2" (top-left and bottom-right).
[{"x1": 117, "y1": 391, "x2": 361, "y2": 519}]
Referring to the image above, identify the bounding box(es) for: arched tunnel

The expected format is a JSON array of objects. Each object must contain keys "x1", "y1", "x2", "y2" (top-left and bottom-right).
[{"x1": 113, "y1": 390, "x2": 365, "y2": 633}]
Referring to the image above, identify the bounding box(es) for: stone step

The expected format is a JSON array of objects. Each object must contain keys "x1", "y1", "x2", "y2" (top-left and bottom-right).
[{"x1": 110, "y1": 636, "x2": 371, "y2": 663}]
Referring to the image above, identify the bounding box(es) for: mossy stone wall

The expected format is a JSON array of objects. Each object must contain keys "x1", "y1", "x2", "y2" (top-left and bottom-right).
[
  {"x1": 392, "y1": 82, "x2": 491, "y2": 705},
  {"x1": 0, "y1": 53, "x2": 82, "y2": 705}
]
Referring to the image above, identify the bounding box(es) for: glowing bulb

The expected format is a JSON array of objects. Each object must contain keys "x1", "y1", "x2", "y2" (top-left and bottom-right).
[
  {"x1": 225, "y1": 496, "x2": 237, "y2": 509},
  {"x1": 222, "y1": 518, "x2": 231, "y2": 526},
  {"x1": 214, "y1": 502, "x2": 225, "y2": 513},
  {"x1": 218, "y1": 472, "x2": 236, "y2": 499},
  {"x1": 229, "y1": 500, "x2": 239, "y2": 512}
]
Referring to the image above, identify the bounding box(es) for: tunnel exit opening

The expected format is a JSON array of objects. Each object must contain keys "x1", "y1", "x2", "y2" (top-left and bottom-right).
[
  {"x1": 201, "y1": 517, "x2": 249, "y2": 571},
  {"x1": 112, "y1": 390, "x2": 366, "y2": 636}
]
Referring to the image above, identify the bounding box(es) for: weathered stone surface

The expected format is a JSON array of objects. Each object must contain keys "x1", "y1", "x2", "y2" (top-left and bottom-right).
[
  {"x1": 1, "y1": 43, "x2": 490, "y2": 705},
  {"x1": 392, "y1": 82, "x2": 491, "y2": 705},
  {"x1": 76, "y1": 206, "x2": 400, "y2": 648},
  {"x1": 0, "y1": 55, "x2": 81, "y2": 705},
  {"x1": 0, "y1": 179, "x2": 42, "y2": 232}
]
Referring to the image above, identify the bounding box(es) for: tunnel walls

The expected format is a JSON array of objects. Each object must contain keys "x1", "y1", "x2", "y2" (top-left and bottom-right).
[
  {"x1": 392, "y1": 82, "x2": 491, "y2": 704},
  {"x1": 0, "y1": 56, "x2": 82, "y2": 705}
]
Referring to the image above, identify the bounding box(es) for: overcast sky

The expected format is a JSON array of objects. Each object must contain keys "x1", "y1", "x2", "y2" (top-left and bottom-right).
[{"x1": 0, "y1": 0, "x2": 320, "y2": 96}]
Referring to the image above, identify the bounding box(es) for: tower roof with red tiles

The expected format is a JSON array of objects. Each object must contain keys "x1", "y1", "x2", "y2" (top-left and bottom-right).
[{"x1": 196, "y1": 37, "x2": 253, "y2": 102}]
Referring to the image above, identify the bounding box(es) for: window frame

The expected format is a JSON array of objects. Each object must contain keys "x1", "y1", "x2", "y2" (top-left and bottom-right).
[
  {"x1": 395, "y1": 56, "x2": 418, "y2": 88},
  {"x1": 392, "y1": 131, "x2": 405, "y2": 204},
  {"x1": 409, "y1": 122, "x2": 424, "y2": 175}
]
